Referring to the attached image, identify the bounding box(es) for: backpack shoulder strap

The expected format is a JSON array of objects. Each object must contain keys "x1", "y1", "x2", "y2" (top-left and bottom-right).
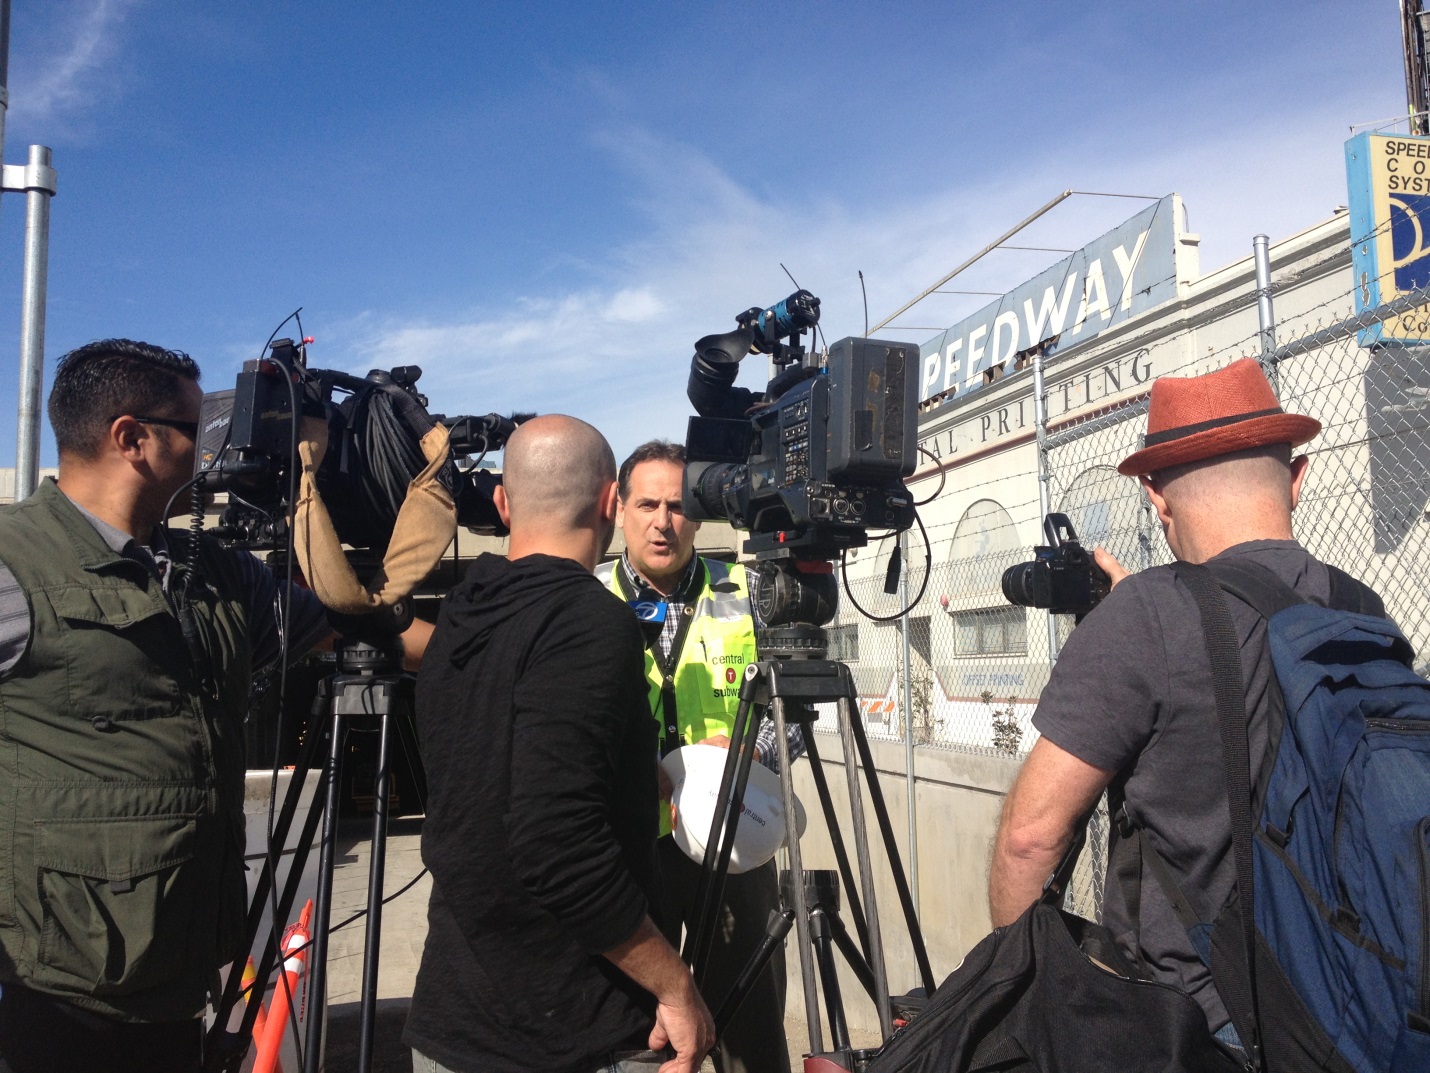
[
  {"x1": 1204, "y1": 559, "x2": 1304, "y2": 619},
  {"x1": 1325, "y1": 564, "x2": 1387, "y2": 618},
  {"x1": 1173, "y1": 561, "x2": 1265, "y2": 1070}
]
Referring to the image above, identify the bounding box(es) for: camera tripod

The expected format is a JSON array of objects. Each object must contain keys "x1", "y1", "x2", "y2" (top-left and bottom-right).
[
  {"x1": 685, "y1": 633, "x2": 937, "y2": 1073},
  {"x1": 205, "y1": 630, "x2": 420, "y2": 1073}
]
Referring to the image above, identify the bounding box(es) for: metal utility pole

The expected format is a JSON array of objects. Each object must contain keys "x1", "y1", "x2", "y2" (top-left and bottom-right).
[
  {"x1": 1253, "y1": 234, "x2": 1279, "y2": 394},
  {"x1": 1402, "y1": 0, "x2": 1430, "y2": 134},
  {"x1": 896, "y1": 530, "x2": 920, "y2": 916},
  {"x1": 0, "y1": 0, "x2": 59, "y2": 501},
  {"x1": 0, "y1": 1, "x2": 10, "y2": 158},
  {"x1": 10, "y1": 145, "x2": 56, "y2": 501}
]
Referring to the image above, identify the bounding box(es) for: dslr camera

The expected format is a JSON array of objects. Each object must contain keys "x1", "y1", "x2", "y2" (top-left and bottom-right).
[{"x1": 1001, "y1": 513, "x2": 1111, "y2": 620}]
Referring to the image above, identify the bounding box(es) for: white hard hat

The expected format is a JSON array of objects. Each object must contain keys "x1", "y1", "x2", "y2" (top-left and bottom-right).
[{"x1": 663, "y1": 744, "x2": 807, "y2": 874}]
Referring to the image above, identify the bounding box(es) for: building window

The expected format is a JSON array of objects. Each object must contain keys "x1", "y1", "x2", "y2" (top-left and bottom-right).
[
  {"x1": 827, "y1": 623, "x2": 859, "y2": 662},
  {"x1": 953, "y1": 606, "x2": 1027, "y2": 656}
]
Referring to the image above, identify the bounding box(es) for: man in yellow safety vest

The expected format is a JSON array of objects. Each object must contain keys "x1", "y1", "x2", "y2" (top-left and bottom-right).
[{"x1": 597, "y1": 440, "x2": 800, "y2": 1073}]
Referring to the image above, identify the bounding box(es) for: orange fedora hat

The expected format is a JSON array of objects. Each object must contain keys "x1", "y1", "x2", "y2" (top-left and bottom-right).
[{"x1": 1118, "y1": 357, "x2": 1321, "y2": 476}]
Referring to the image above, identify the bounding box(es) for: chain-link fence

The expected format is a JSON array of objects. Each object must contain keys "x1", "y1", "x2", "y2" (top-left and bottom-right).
[{"x1": 814, "y1": 232, "x2": 1430, "y2": 922}]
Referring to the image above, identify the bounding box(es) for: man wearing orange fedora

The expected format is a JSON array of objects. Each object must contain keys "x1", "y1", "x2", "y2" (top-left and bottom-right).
[{"x1": 987, "y1": 357, "x2": 1336, "y2": 1049}]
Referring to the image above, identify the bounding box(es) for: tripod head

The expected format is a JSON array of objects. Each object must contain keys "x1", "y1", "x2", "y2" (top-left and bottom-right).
[
  {"x1": 751, "y1": 555, "x2": 839, "y2": 660},
  {"x1": 326, "y1": 597, "x2": 413, "y2": 677}
]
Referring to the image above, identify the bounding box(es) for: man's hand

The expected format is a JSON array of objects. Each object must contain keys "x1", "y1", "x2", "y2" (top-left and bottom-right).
[
  {"x1": 648, "y1": 976, "x2": 716, "y2": 1073},
  {"x1": 1094, "y1": 547, "x2": 1131, "y2": 589},
  {"x1": 601, "y1": 916, "x2": 714, "y2": 1073}
]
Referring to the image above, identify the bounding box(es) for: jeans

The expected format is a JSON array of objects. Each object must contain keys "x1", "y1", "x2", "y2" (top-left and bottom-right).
[{"x1": 413, "y1": 1047, "x2": 669, "y2": 1073}]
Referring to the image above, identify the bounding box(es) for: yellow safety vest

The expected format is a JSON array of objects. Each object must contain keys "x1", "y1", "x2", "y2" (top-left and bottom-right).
[{"x1": 597, "y1": 557, "x2": 759, "y2": 834}]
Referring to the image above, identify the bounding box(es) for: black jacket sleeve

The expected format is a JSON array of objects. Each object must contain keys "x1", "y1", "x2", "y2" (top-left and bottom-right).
[{"x1": 502, "y1": 594, "x2": 654, "y2": 954}]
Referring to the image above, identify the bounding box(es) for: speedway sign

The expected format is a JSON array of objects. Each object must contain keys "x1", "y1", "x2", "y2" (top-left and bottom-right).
[{"x1": 919, "y1": 195, "x2": 1179, "y2": 404}]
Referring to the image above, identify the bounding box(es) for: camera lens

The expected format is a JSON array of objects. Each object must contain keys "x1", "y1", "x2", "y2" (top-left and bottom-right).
[
  {"x1": 682, "y1": 461, "x2": 742, "y2": 523},
  {"x1": 1001, "y1": 561, "x2": 1051, "y2": 607}
]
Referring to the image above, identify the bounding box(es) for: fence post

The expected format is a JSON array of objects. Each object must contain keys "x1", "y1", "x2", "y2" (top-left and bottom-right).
[
  {"x1": 1254, "y1": 233, "x2": 1279, "y2": 393},
  {"x1": 896, "y1": 529, "x2": 919, "y2": 916},
  {"x1": 1031, "y1": 349, "x2": 1060, "y2": 666},
  {"x1": 8, "y1": 144, "x2": 57, "y2": 501}
]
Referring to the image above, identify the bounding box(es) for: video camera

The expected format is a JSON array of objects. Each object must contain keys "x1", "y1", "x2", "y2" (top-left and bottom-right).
[
  {"x1": 680, "y1": 290, "x2": 920, "y2": 641},
  {"x1": 682, "y1": 290, "x2": 919, "y2": 561},
  {"x1": 1001, "y1": 513, "x2": 1110, "y2": 620},
  {"x1": 194, "y1": 336, "x2": 520, "y2": 552}
]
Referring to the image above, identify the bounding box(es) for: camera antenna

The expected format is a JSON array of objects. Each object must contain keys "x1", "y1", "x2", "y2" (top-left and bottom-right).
[
  {"x1": 859, "y1": 270, "x2": 869, "y2": 336},
  {"x1": 260, "y1": 307, "x2": 305, "y2": 359}
]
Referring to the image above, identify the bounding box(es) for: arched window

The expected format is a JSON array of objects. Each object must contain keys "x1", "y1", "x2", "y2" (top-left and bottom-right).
[
  {"x1": 947, "y1": 499, "x2": 1022, "y2": 598},
  {"x1": 1057, "y1": 465, "x2": 1149, "y2": 568},
  {"x1": 943, "y1": 499, "x2": 1027, "y2": 657}
]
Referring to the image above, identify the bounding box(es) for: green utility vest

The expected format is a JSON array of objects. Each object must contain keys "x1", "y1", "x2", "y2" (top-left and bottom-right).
[
  {"x1": 597, "y1": 557, "x2": 758, "y2": 835},
  {"x1": 0, "y1": 479, "x2": 253, "y2": 1022}
]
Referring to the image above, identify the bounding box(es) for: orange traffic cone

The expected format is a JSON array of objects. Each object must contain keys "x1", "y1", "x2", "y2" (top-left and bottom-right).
[{"x1": 253, "y1": 900, "x2": 313, "y2": 1073}]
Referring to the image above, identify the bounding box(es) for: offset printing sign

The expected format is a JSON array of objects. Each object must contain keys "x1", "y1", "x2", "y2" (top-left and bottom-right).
[
  {"x1": 919, "y1": 195, "x2": 1179, "y2": 404},
  {"x1": 1346, "y1": 132, "x2": 1430, "y2": 344}
]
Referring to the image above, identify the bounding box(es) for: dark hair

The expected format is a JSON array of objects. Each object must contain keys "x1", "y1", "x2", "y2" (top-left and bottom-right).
[
  {"x1": 48, "y1": 339, "x2": 201, "y2": 459},
  {"x1": 617, "y1": 439, "x2": 685, "y2": 500}
]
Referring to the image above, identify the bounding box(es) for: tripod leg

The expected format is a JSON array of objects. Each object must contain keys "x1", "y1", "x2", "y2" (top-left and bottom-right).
[
  {"x1": 826, "y1": 912, "x2": 877, "y2": 1006},
  {"x1": 774, "y1": 695, "x2": 823, "y2": 1056},
  {"x1": 710, "y1": 907, "x2": 794, "y2": 1036},
  {"x1": 809, "y1": 909, "x2": 850, "y2": 1053},
  {"x1": 686, "y1": 689, "x2": 762, "y2": 986},
  {"x1": 835, "y1": 696, "x2": 892, "y2": 1039},
  {"x1": 303, "y1": 711, "x2": 348, "y2": 1073},
  {"x1": 207, "y1": 702, "x2": 332, "y2": 1069},
  {"x1": 356, "y1": 710, "x2": 394, "y2": 1073},
  {"x1": 800, "y1": 733, "x2": 871, "y2": 958},
  {"x1": 846, "y1": 700, "x2": 936, "y2": 995}
]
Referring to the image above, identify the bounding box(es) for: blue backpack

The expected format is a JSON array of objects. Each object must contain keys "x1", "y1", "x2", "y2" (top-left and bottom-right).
[{"x1": 1152, "y1": 560, "x2": 1430, "y2": 1072}]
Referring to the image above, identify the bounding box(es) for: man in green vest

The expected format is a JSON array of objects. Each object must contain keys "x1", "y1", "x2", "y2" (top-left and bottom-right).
[
  {"x1": 597, "y1": 441, "x2": 800, "y2": 1073},
  {"x1": 0, "y1": 340, "x2": 358, "y2": 1073}
]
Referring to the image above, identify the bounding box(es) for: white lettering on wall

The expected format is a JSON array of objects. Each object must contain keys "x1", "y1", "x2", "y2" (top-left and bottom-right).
[
  {"x1": 966, "y1": 324, "x2": 989, "y2": 383},
  {"x1": 1022, "y1": 274, "x2": 1078, "y2": 341},
  {"x1": 943, "y1": 338, "x2": 963, "y2": 393},
  {"x1": 1072, "y1": 258, "x2": 1111, "y2": 332},
  {"x1": 990, "y1": 309, "x2": 1021, "y2": 368},
  {"x1": 922, "y1": 347, "x2": 942, "y2": 398},
  {"x1": 1112, "y1": 229, "x2": 1150, "y2": 311}
]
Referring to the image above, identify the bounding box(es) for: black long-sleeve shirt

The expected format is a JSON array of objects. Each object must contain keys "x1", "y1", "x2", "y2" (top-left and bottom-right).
[{"x1": 405, "y1": 553, "x2": 660, "y2": 1073}]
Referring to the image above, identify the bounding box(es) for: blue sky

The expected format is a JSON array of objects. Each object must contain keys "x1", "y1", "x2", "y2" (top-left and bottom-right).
[{"x1": 0, "y1": 1, "x2": 1409, "y2": 467}]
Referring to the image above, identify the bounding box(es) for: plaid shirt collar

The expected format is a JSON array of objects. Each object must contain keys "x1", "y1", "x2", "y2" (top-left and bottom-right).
[
  {"x1": 620, "y1": 551, "x2": 702, "y2": 603},
  {"x1": 620, "y1": 552, "x2": 703, "y2": 661}
]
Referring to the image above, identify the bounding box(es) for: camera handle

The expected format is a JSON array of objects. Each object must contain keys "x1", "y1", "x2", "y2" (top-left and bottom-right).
[{"x1": 686, "y1": 655, "x2": 936, "y2": 1071}]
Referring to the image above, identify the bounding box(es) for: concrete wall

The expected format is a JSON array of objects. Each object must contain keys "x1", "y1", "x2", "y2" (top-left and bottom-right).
[{"x1": 781, "y1": 731, "x2": 1019, "y2": 1044}]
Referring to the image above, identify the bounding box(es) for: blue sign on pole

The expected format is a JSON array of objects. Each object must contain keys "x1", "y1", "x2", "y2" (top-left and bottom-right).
[{"x1": 1346, "y1": 131, "x2": 1430, "y2": 344}]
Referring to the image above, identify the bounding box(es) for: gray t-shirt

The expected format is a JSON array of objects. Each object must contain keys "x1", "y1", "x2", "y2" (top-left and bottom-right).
[{"x1": 1032, "y1": 539, "x2": 1333, "y2": 1032}]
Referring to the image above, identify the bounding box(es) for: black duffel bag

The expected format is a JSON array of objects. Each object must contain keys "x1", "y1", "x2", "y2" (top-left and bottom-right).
[{"x1": 865, "y1": 876, "x2": 1243, "y2": 1072}]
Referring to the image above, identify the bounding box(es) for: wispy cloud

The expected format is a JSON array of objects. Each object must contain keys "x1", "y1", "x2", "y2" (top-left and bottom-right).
[
  {"x1": 311, "y1": 94, "x2": 1375, "y2": 463},
  {"x1": 7, "y1": 0, "x2": 140, "y2": 131}
]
